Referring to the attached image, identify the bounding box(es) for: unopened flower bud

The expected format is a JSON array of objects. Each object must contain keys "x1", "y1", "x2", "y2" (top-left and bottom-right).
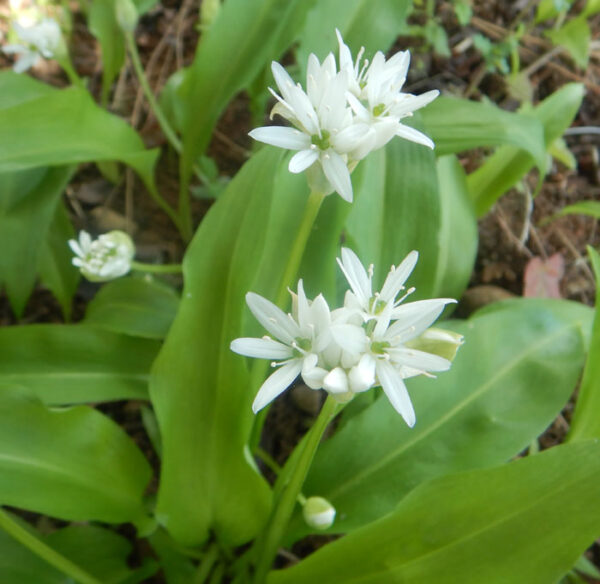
[
  {"x1": 302, "y1": 496, "x2": 336, "y2": 530},
  {"x1": 68, "y1": 230, "x2": 135, "y2": 282},
  {"x1": 115, "y1": 0, "x2": 138, "y2": 33},
  {"x1": 405, "y1": 327, "x2": 464, "y2": 362}
]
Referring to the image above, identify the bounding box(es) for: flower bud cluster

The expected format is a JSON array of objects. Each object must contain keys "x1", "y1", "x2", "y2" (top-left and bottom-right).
[
  {"x1": 249, "y1": 29, "x2": 439, "y2": 203},
  {"x1": 68, "y1": 230, "x2": 135, "y2": 282},
  {"x1": 231, "y1": 248, "x2": 462, "y2": 427}
]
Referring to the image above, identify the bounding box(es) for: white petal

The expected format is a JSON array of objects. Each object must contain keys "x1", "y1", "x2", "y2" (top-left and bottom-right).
[
  {"x1": 388, "y1": 298, "x2": 456, "y2": 342},
  {"x1": 302, "y1": 354, "x2": 328, "y2": 390},
  {"x1": 337, "y1": 247, "x2": 371, "y2": 306},
  {"x1": 330, "y1": 323, "x2": 368, "y2": 354},
  {"x1": 13, "y1": 51, "x2": 39, "y2": 73},
  {"x1": 246, "y1": 292, "x2": 300, "y2": 344},
  {"x1": 376, "y1": 360, "x2": 415, "y2": 427},
  {"x1": 332, "y1": 123, "x2": 371, "y2": 153},
  {"x1": 2, "y1": 44, "x2": 26, "y2": 55},
  {"x1": 349, "y1": 353, "x2": 376, "y2": 393},
  {"x1": 252, "y1": 361, "x2": 303, "y2": 413},
  {"x1": 68, "y1": 239, "x2": 83, "y2": 258},
  {"x1": 379, "y1": 251, "x2": 418, "y2": 303},
  {"x1": 321, "y1": 151, "x2": 353, "y2": 202},
  {"x1": 289, "y1": 148, "x2": 319, "y2": 173},
  {"x1": 271, "y1": 61, "x2": 297, "y2": 102},
  {"x1": 386, "y1": 347, "x2": 451, "y2": 372},
  {"x1": 395, "y1": 124, "x2": 435, "y2": 149},
  {"x1": 249, "y1": 126, "x2": 310, "y2": 150},
  {"x1": 323, "y1": 367, "x2": 349, "y2": 394},
  {"x1": 296, "y1": 279, "x2": 310, "y2": 331},
  {"x1": 391, "y1": 90, "x2": 439, "y2": 118},
  {"x1": 230, "y1": 337, "x2": 293, "y2": 360}
]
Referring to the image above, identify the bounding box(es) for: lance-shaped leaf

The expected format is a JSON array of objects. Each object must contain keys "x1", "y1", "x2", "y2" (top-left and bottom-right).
[
  {"x1": 0, "y1": 325, "x2": 159, "y2": 404},
  {"x1": 84, "y1": 276, "x2": 180, "y2": 340},
  {"x1": 421, "y1": 96, "x2": 545, "y2": 167},
  {"x1": 468, "y1": 83, "x2": 584, "y2": 216},
  {"x1": 270, "y1": 441, "x2": 600, "y2": 584},
  {"x1": 568, "y1": 247, "x2": 600, "y2": 441},
  {"x1": 289, "y1": 299, "x2": 589, "y2": 536},
  {"x1": 0, "y1": 167, "x2": 74, "y2": 316},
  {"x1": 0, "y1": 519, "x2": 157, "y2": 583},
  {"x1": 0, "y1": 72, "x2": 158, "y2": 190},
  {"x1": 345, "y1": 140, "x2": 477, "y2": 302},
  {"x1": 0, "y1": 385, "x2": 152, "y2": 524},
  {"x1": 150, "y1": 147, "x2": 323, "y2": 546}
]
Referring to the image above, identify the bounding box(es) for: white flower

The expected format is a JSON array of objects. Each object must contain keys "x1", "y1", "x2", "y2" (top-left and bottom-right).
[
  {"x1": 3, "y1": 18, "x2": 62, "y2": 73},
  {"x1": 249, "y1": 59, "x2": 365, "y2": 202},
  {"x1": 231, "y1": 281, "x2": 334, "y2": 413},
  {"x1": 336, "y1": 29, "x2": 439, "y2": 156},
  {"x1": 68, "y1": 230, "x2": 135, "y2": 282}
]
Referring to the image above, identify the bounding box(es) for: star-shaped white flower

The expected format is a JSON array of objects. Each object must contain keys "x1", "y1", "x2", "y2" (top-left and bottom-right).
[
  {"x1": 231, "y1": 281, "x2": 334, "y2": 413},
  {"x1": 249, "y1": 58, "x2": 368, "y2": 202},
  {"x1": 68, "y1": 230, "x2": 135, "y2": 282},
  {"x1": 3, "y1": 18, "x2": 62, "y2": 73}
]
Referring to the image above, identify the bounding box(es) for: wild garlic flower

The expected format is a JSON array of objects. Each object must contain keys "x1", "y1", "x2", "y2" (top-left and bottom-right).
[
  {"x1": 249, "y1": 30, "x2": 439, "y2": 202},
  {"x1": 68, "y1": 230, "x2": 135, "y2": 282},
  {"x1": 337, "y1": 30, "x2": 439, "y2": 154},
  {"x1": 3, "y1": 18, "x2": 62, "y2": 73},
  {"x1": 303, "y1": 496, "x2": 336, "y2": 530},
  {"x1": 231, "y1": 248, "x2": 462, "y2": 427}
]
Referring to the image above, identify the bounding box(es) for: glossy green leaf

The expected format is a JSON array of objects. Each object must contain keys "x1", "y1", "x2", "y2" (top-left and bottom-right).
[
  {"x1": 546, "y1": 16, "x2": 590, "y2": 68},
  {"x1": 84, "y1": 276, "x2": 180, "y2": 339},
  {"x1": 180, "y1": 0, "x2": 317, "y2": 180},
  {"x1": 290, "y1": 300, "x2": 587, "y2": 535},
  {"x1": 568, "y1": 247, "x2": 600, "y2": 441},
  {"x1": 543, "y1": 200, "x2": 600, "y2": 224},
  {"x1": 38, "y1": 202, "x2": 80, "y2": 320},
  {"x1": 296, "y1": 0, "x2": 411, "y2": 78},
  {"x1": 0, "y1": 73, "x2": 158, "y2": 190},
  {"x1": 271, "y1": 441, "x2": 600, "y2": 584},
  {"x1": 468, "y1": 83, "x2": 584, "y2": 216},
  {"x1": 0, "y1": 167, "x2": 74, "y2": 316},
  {"x1": 345, "y1": 141, "x2": 477, "y2": 302},
  {"x1": 0, "y1": 385, "x2": 152, "y2": 523},
  {"x1": 151, "y1": 147, "x2": 317, "y2": 546},
  {"x1": 0, "y1": 324, "x2": 159, "y2": 404},
  {"x1": 0, "y1": 520, "x2": 157, "y2": 584},
  {"x1": 422, "y1": 96, "x2": 545, "y2": 168}
]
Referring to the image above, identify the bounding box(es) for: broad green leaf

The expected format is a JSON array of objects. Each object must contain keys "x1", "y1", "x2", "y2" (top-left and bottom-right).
[
  {"x1": 270, "y1": 441, "x2": 600, "y2": 584},
  {"x1": 422, "y1": 96, "x2": 545, "y2": 168},
  {"x1": 0, "y1": 73, "x2": 158, "y2": 190},
  {"x1": 345, "y1": 140, "x2": 477, "y2": 302},
  {"x1": 151, "y1": 147, "x2": 314, "y2": 546},
  {"x1": 468, "y1": 83, "x2": 584, "y2": 216},
  {"x1": 536, "y1": 0, "x2": 573, "y2": 21},
  {"x1": 84, "y1": 275, "x2": 180, "y2": 339},
  {"x1": 0, "y1": 519, "x2": 157, "y2": 584},
  {"x1": 583, "y1": 0, "x2": 600, "y2": 15},
  {"x1": 0, "y1": 385, "x2": 152, "y2": 523},
  {"x1": 546, "y1": 16, "x2": 591, "y2": 69},
  {"x1": 542, "y1": 200, "x2": 600, "y2": 224},
  {"x1": 0, "y1": 166, "x2": 73, "y2": 317},
  {"x1": 296, "y1": 0, "x2": 412, "y2": 78},
  {"x1": 0, "y1": 324, "x2": 159, "y2": 404},
  {"x1": 568, "y1": 247, "x2": 600, "y2": 441},
  {"x1": 289, "y1": 300, "x2": 587, "y2": 535},
  {"x1": 180, "y1": 0, "x2": 318, "y2": 181},
  {"x1": 38, "y1": 202, "x2": 80, "y2": 320}
]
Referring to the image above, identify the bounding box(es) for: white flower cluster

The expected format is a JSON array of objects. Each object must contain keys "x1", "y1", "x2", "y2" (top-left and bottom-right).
[
  {"x1": 249, "y1": 30, "x2": 439, "y2": 203},
  {"x1": 231, "y1": 248, "x2": 461, "y2": 427},
  {"x1": 68, "y1": 230, "x2": 135, "y2": 282},
  {"x1": 2, "y1": 18, "x2": 62, "y2": 73}
]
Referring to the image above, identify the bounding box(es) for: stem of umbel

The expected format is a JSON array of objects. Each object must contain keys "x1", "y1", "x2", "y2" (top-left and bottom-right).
[{"x1": 251, "y1": 395, "x2": 341, "y2": 583}]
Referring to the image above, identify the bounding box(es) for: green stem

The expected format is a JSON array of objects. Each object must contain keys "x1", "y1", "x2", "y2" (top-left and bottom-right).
[
  {"x1": 125, "y1": 32, "x2": 183, "y2": 154},
  {"x1": 252, "y1": 396, "x2": 339, "y2": 583},
  {"x1": 130, "y1": 260, "x2": 183, "y2": 274},
  {"x1": 194, "y1": 542, "x2": 220, "y2": 584},
  {"x1": 0, "y1": 509, "x2": 102, "y2": 584},
  {"x1": 249, "y1": 190, "x2": 325, "y2": 452}
]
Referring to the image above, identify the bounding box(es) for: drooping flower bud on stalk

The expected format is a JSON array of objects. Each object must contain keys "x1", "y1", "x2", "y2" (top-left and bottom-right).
[{"x1": 115, "y1": 0, "x2": 139, "y2": 33}]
